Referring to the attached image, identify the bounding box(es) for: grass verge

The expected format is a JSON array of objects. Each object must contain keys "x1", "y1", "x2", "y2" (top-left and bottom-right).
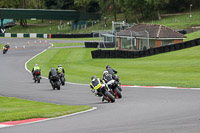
[
  {"x1": 52, "y1": 43, "x2": 84, "y2": 47},
  {"x1": 147, "y1": 11, "x2": 200, "y2": 29},
  {"x1": 0, "y1": 95, "x2": 91, "y2": 122},
  {"x1": 48, "y1": 37, "x2": 100, "y2": 41},
  {"x1": 0, "y1": 43, "x2": 4, "y2": 50},
  {"x1": 27, "y1": 45, "x2": 200, "y2": 88},
  {"x1": 184, "y1": 30, "x2": 200, "y2": 42}
]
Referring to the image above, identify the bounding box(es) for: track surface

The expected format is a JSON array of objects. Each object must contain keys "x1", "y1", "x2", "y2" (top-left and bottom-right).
[{"x1": 0, "y1": 38, "x2": 200, "y2": 133}]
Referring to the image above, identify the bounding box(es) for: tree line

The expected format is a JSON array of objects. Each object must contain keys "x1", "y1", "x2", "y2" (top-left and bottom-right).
[{"x1": 0, "y1": 0, "x2": 199, "y2": 22}]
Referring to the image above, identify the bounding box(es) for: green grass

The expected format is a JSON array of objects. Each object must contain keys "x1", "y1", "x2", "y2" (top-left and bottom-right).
[
  {"x1": 148, "y1": 12, "x2": 200, "y2": 29},
  {"x1": 0, "y1": 43, "x2": 4, "y2": 50},
  {"x1": 49, "y1": 37, "x2": 100, "y2": 41},
  {"x1": 6, "y1": 20, "x2": 72, "y2": 34},
  {"x1": 0, "y1": 95, "x2": 91, "y2": 122},
  {"x1": 52, "y1": 43, "x2": 84, "y2": 47},
  {"x1": 184, "y1": 30, "x2": 200, "y2": 42},
  {"x1": 27, "y1": 45, "x2": 200, "y2": 88}
]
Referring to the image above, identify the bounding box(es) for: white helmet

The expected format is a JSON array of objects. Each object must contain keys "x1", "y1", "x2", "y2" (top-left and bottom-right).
[{"x1": 103, "y1": 71, "x2": 108, "y2": 75}]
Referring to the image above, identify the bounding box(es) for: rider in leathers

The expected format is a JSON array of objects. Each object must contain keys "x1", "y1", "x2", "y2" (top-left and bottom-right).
[
  {"x1": 103, "y1": 70, "x2": 115, "y2": 88},
  {"x1": 90, "y1": 76, "x2": 107, "y2": 101},
  {"x1": 32, "y1": 64, "x2": 41, "y2": 80},
  {"x1": 56, "y1": 64, "x2": 65, "y2": 74},
  {"x1": 48, "y1": 67, "x2": 59, "y2": 86},
  {"x1": 106, "y1": 65, "x2": 117, "y2": 77}
]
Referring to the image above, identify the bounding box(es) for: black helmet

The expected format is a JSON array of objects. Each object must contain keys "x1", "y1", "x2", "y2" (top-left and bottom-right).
[
  {"x1": 106, "y1": 65, "x2": 111, "y2": 69},
  {"x1": 58, "y1": 64, "x2": 62, "y2": 67},
  {"x1": 91, "y1": 75, "x2": 96, "y2": 80}
]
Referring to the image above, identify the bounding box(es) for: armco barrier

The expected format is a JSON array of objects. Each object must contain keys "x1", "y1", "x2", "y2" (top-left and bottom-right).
[{"x1": 91, "y1": 38, "x2": 200, "y2": 59}]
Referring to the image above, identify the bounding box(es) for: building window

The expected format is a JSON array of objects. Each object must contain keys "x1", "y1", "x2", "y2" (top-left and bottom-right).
[
  {"x1": 162, "y1": 40, "x2": 173, "y2": 46},
  {"x1": 120, "y1": 37, "x2": 136, "y2": 50},
  {"x1": 149, "y1": 39, "x2": 156, "y2": 48}
]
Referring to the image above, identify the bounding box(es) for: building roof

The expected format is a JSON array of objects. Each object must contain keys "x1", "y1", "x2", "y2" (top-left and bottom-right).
[{"x1": 117, "y1": 24, "x2": 186, "y2": 39}]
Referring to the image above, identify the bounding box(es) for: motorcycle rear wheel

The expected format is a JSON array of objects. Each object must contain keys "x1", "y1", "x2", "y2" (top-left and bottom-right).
[
  {"x1": 114, "y1": 87, "x2": 122, "y2": 98},
  {"x1": 61, "y1": 77, "x2": 65, "y2": 85},
  {"x1": 104, "y1": 91, "x2": 115, "y2": 103},
  {"x1": 56, "y1": 81, "x2": 61, "y2": 90},
  {"x1": 38, "y1": 78, "x2": 40, "y2": 83}
]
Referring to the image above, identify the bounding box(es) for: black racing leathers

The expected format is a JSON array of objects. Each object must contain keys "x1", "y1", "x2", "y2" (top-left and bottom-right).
[
  {"x1": 103, "y1": 72, "x2": 113, "y2": 83},
  {"x1": 106, "y1": 68, "x2": 117, "y2": 77},
  {"x1": 48, "y1": 69, "x2": 58, "y2": 81}
]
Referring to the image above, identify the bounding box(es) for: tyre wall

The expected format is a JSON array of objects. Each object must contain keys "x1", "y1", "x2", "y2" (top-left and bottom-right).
[
  {"x1": 85, "y1": 42, "x2": 115, "y2": 48},
  {"x1": 51, "y1": 32, "x2": 99, "y2": 38},
  {"x1": 91, "y1": 38, "x2": 200, "y2": 58}
]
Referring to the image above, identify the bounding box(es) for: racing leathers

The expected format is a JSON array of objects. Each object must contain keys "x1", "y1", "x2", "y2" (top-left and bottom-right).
[
  {"x1": 56, "y1": 66, "x2": 65, "y2": 74},
  {"x1": 48, "y1": 68, "x2": 59, "y2": 86},
  {"x1": 106, "y1": 67, "x2": 117, "y2": 77},
  {"x1": 32, "y1": 66, "x2": 41, "y2": 79},
  {"x1": 103, "y1": 71, "x2": 115, "y2": 88},
  {"x1": 90, "y1": 78, "x2": 105, "y2": 97}
]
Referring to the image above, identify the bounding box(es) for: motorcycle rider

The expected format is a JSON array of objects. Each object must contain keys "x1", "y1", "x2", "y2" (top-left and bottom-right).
[
  {"x1": 105, "y1": 65, "x2": 122, "y2": 91},
  {"x1": 106, "y1": 65, "x2": 117, "y2": 77},
  {"x1": 48, "y1": 67, "x2": 59, "y2": 86},
  {"x1": 103, "y1": 70, "x2": 115, "y2": 87},
  {"x1": 90, "y1": 76, "x2": 107, "y2": 101},
  {"x1": 56, "y1": 64, "x2": 65, "y2": 74},
  {"x1": 56, "y1": 64, "x2": 65, "y2": 85},
  {"x1": 2, "y1": 43, "x2": 10, "y2": 52},
  {"x1": 32, "y1": 64, "x2": 41, "y2": 80}
]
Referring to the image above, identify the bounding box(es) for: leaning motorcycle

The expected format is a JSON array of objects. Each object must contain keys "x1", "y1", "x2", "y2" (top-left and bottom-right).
[
  {"x1": 58, "y1": 73, "x2": 65, "y2": 86},
  {"x1": 107, "y1": 80, "x2": 122, "y2": 98},
  {"x1": 50, "y1": 75, "x2": 61, "y2": 90},
  {"x1": 2, "y1": 45, "x2": 10, "y2": 54},
  {"x1": 3, "y1": 48, "x2": 8, "y2": 54},
  {"x1": 113, "y1": 75, "x2": 122, "y2": 91},
  {"x1": 96, "y1": 84, "x2": 115, "y2": 103},
  {"x1": 34, "y1": 70, "x2": 41, "y2": 83}
]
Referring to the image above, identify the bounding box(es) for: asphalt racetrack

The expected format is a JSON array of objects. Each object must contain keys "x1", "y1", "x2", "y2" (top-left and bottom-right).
[{"x1": 0, "y1": 38, "x2": 200, "y2": 133}]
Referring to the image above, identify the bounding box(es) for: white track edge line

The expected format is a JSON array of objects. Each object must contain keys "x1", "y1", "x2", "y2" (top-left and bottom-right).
[
  {"x1": 0, "y1": 107, "x2": 97, "y2": 128},
  {"x1": 24, "y1": 43, "x2": 200, "y2": 90}
]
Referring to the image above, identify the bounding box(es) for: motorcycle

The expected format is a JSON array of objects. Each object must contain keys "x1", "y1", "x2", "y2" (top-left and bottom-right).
[
  {"x1": 50, "y1": 75, "x2": 61, "y2": 90},
  {"x1": 113, "y1": 75, "x2": 122, "y2": 91},
  {"x1": 34, "y1": 70, "x2": 41, "y2": 83},
  {"x1": 3, "y1": 48, "x2": 8, "y2": 54},
  {"x1": 96, "y1": 84, "x2": 115, "y2": 103},
  {"x1": 107, "y1": 80, "x2": 122, "y2": 98},
  {"x1": 58, "y1": 73, "x2": 65, "y2": 86},
  {"x1": 2, "y1": 45, "x2": 10, "y2": 54}
]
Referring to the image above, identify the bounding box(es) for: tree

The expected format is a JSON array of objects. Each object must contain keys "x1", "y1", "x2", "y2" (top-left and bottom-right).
[
  {"x1": 0, "y1": 0, "x2": 19, "y2": 8},
  {"x1": 146, "y1": 0, "x2": 169, "y2": 20},
  {"x1": 74, "y1": 0, "x2": 100, "y2": 12},
  {"x1": 45, "y1": 0, "x2": 75, "y2": 10}
]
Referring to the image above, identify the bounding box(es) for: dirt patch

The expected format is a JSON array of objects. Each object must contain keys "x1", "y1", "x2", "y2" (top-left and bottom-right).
[{"x1": 192, "y1": 25, "x2": 200, "y2": 29}]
